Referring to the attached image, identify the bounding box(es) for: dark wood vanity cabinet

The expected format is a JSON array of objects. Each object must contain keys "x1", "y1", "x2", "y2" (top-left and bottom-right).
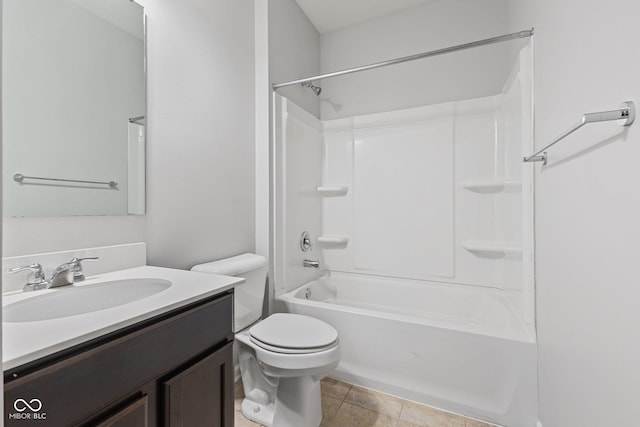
[
  {"x1": 4, "y1": 292, "x2": 235, "y2": 427},
  {"x1": 163, "y1": 345, "x2": 233, "y2": 426},
  {"x1": 95, "y1": 396, "x2": 150, "y2": 427}
]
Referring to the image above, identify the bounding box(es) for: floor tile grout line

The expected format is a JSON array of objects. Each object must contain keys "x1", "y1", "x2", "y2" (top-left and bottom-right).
[
  {"x1": 332, "y1": 378, "x2": 493, "y2": 427},
  {"x1": 243, "y1": 377, "x2": 501, "y2": 427}
]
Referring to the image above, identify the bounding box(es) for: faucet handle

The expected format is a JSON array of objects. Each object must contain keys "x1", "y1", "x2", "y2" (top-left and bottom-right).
[
  {"x1": 68, "y1": 257, "x2": 99, "y2": 281},
  {"x1": 6, "y1": 263, "x2": 46, "y2": 280},
  {"x1": 6, "y1": 263, "x2": 49, "y2": 291}
]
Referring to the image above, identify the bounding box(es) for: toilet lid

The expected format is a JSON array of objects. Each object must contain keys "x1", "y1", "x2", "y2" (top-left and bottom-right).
[{"x1": 249, "y1": 313, "x2": 338, "y2": 350}]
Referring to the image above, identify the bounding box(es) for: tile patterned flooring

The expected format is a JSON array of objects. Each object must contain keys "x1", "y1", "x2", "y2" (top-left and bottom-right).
[{"x1": 234, "y1": 377, "x2": 500, "y2": 427}]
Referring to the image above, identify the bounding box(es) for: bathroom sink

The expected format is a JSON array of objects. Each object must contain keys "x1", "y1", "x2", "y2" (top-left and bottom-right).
[{"x1": 3, "y1": 278, "x2": 172, "y2": 323}]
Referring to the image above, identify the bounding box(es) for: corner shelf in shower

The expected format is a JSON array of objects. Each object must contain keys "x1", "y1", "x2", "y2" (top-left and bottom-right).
[
  {"x1": 316, "y1": 186, "x2": 349, "y2": 197},
  {"x1": 460, "y1": 180, "x2": 521, "y2": 193},
  {"x1": 461, "y1": 241, "x2": 522, "y2": 256},
  {"x1": 316, "y1": 236, "x2": 349, "y2": 246}
]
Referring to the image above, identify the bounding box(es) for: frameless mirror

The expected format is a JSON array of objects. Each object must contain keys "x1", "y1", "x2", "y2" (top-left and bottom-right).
[{"x1": 2, "y1": 0, "x2": 145, "y2": 217}]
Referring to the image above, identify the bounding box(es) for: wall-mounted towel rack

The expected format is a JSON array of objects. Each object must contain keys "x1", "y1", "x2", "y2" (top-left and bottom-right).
[
  {"x1": 523, "y1": 101, "x2": 635, "y2": 165},
  {"x1": 13, "y1": 173, "x2": 118, "y2": 188}
]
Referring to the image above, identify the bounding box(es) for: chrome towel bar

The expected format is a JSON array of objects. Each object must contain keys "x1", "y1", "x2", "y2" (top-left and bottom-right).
[
  {"x1": 13, "y1": 173, "x2": 118, "y2": 188},
  {"x1": 523, "y1": 101, "x2": 635, "y2": 165}
]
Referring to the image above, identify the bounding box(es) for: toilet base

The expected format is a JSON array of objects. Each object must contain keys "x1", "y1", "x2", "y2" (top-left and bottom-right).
[
  {"x1": 241, "y1": 397, "x2": 274, "y2": 426},
  {"x1": 241, "y1": 375, "x2": 322, "y2": 427}
]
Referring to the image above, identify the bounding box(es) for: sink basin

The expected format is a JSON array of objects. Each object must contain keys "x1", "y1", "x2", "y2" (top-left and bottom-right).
[{"x1": 3, "y1": 278, "x2": 172, "y2": 323}]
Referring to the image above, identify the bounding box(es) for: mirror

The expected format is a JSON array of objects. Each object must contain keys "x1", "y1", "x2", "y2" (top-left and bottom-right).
[{"x1": 2, "y1": 0, "x2": 145, "y2": 217}]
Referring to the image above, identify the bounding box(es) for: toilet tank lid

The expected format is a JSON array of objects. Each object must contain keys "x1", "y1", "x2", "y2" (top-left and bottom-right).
[{"x1": 191, "y1": 253, "x2": 267, "y2": 275}]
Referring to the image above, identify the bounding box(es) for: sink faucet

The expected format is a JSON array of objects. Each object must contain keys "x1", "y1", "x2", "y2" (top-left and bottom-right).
[
  {"x1": 47, "y1": 257, "x2": 99, "y2": 288},
  {"x1": 6, "y1": 256, "x2": 100, "y2": 291},
  {"x1": 303, "y1": 259, "x2": 320, "y2": 269},
  {"x1": 48, "y1": 262, "x2": 75, "y2": 288},
  {"x1": 67, "y1": 257, "x2": 99, "y2": 282},
  {"x1": 5, "y1": 263, "x2": 49, "y2": 292}
]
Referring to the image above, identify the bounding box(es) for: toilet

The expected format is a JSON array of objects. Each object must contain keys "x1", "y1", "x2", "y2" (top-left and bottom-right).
[{"x1": 192, "y1": 253, "x2": 340, "y2": 427}]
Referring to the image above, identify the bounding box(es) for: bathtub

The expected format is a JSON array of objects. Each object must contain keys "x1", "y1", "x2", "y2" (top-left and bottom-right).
[{"x1": 278, "y1": 273, "x2": 538, "y2": 427}]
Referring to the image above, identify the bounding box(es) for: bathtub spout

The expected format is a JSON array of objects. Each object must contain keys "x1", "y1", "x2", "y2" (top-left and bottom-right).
[{"x1": 303, "y1": 259, "x2": 320, "y2": 269}]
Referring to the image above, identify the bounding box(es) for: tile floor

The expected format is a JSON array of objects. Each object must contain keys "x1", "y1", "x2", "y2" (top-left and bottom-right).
[{"x1": 234, "y1": 377, "x2": 500, "y2": 427}]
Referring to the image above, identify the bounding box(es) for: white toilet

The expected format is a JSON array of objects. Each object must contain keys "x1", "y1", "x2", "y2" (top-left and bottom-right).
[{"x1": 192, "y1": 253, "x2": 340, "y2": 427}]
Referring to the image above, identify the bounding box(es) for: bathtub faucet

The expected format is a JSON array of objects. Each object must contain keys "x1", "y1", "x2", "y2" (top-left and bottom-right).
[{"x1": 303, "y1": 259, "x2": 320, "y2": 269}]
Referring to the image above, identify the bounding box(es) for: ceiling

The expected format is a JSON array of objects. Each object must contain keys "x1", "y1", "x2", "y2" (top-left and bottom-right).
[{"x1": 294, "y1": 0, "x2": 434, "y2": 34}]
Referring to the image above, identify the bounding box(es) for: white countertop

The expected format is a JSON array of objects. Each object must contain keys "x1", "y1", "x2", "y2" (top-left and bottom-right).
[{"x1": 3, "y1": 266, "x2": 243, "y2": 371}]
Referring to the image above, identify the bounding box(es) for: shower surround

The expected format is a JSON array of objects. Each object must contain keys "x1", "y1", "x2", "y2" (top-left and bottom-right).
[{"x1": 273, "y1": 45, "x2": 535, "y2": 426}]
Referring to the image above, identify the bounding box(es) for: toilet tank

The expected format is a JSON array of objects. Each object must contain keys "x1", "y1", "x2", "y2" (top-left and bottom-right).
[{"x1": 191, "y1": 253, "x2": 267, "y2": 332}]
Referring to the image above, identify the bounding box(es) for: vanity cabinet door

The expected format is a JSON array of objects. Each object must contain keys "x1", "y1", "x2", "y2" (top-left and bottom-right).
[
  {"x1": 95, "y1": 396, "x2": 149, "y2": 427},
  {"x1": 162, "y1": 343, "x2": 234, "y2": 427}
]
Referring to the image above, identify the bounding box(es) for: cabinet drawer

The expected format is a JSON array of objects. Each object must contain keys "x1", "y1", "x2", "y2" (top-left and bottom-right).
[
  {"x1": 95, "y1": 395, "x2": 149, "y2": 427},
  {"x1": 5, "y1": 294, "x2": 232, "y2": 427}
]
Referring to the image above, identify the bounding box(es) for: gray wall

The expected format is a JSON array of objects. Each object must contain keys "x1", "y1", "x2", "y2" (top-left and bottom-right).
[
  {"x1": 143, "y1": 0, "x2": 256, "y2": 269},
  {"x1": 1, "y1": 0, "x2": 4, "y2": 413},
  {"x1": 2, "y1": 0, "x2": 146, "y2": 258},
  {"x1": 319, "y1": 0, "x2": 510, "y2": 120},
  {"x1": 3, "y1": 216, "x2": 145, "y2": 257},
  {"x1": 3, "y1": 0, "x2": 257, "y2": 270},
  {"x1": 266, "y1": 0, "x2": 321, "y2": 312},
  {"x1": 268, "y1": 0, "x2": 321, "y2": 118},
  {"x1": 508, "y1": 1, "x2": 640, "y2": 426},
  {"x1": 3, "y1": 0, "x2": 143, "y2": 217}
]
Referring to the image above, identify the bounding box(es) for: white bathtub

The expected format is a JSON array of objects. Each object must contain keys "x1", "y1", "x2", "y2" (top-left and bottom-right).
[{"x1": 278, "y1": 273, "x2": 538, "y2": 427}]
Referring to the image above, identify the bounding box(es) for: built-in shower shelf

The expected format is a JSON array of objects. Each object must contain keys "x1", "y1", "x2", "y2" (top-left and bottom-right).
[
  {"x1": 317, "y1": 236, "x2": 349, "y2": 245},
  {"x1": 462, "y1": 241, "x2": 522, "y2": 256},
  {"x1": 316, "y1": 186, "x2": 349, "y2": 197},
  {"x1": 461, "y1": 180, "x2": 521, "y2": 193}
]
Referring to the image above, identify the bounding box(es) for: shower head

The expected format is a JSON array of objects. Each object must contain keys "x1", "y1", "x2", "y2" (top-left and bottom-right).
[{"x1": 301, "y1": 81, "x2": 322, "y2": 96}]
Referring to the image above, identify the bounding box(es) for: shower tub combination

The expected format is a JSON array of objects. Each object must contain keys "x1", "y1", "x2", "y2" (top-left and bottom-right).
[
  {"x1": 279, "y1": 273, "x2": 538, "y2": 427},
  {"x1": 273, "y1": 28, "x2": 538, "y2": 427}
]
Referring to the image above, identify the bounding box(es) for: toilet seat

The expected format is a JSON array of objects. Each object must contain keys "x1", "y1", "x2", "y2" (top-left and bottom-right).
[
  {"x1": 250, "y1": 336, "x2": 338, "y2": 354},
  {"x1": 249, "y1": 313, "x2": 338, "y2": 353}
]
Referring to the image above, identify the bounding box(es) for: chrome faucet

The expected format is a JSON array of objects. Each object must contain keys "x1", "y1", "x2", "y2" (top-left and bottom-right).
[
  {"x1": 5, "y1": 263, "x2": 49, "y2": 292},
  {"x1": 48, "y1": 262, "x2": 75, "y2": 288},
  {"x1": 303, "y1": 259, "x2": 320, "y2": 269},
  {"x1": 6, "y1": 256, "x2": 99, "y2": 291},
  {"x1": 67, "y1": 257, "x2": 99, "y2": 282},
  {"x1": 48, "y1": 256, "x2": 99, "y2": 287}
]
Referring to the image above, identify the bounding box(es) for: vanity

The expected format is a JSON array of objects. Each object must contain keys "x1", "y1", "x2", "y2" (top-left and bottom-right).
[{"x1": 3, "y1": 266, "x2": 243, "y2": 426}]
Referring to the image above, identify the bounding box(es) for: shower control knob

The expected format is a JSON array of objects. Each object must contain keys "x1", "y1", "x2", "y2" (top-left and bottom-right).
[{"x1": 300, "y1": 231, "x2": 312, "y2": 252}]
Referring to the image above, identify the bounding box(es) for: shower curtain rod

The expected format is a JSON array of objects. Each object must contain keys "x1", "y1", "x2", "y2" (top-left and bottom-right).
[{"x1": 272, "y1": 28, "x2": 534, "y2": 90}]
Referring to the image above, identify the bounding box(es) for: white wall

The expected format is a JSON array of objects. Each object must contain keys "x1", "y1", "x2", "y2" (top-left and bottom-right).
[
  {"x1": 142, "y1": 0, "x2": 256, "y2": 270},
  {"x1": 268, "y1": 0, "x2": 321, "y2": 118},
  {"x1": 508, "y1": 2, "x2": 640, "y2": 426},
  {"x1": 320, "y1": 0, "x2": 509, "y2": 120}
]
